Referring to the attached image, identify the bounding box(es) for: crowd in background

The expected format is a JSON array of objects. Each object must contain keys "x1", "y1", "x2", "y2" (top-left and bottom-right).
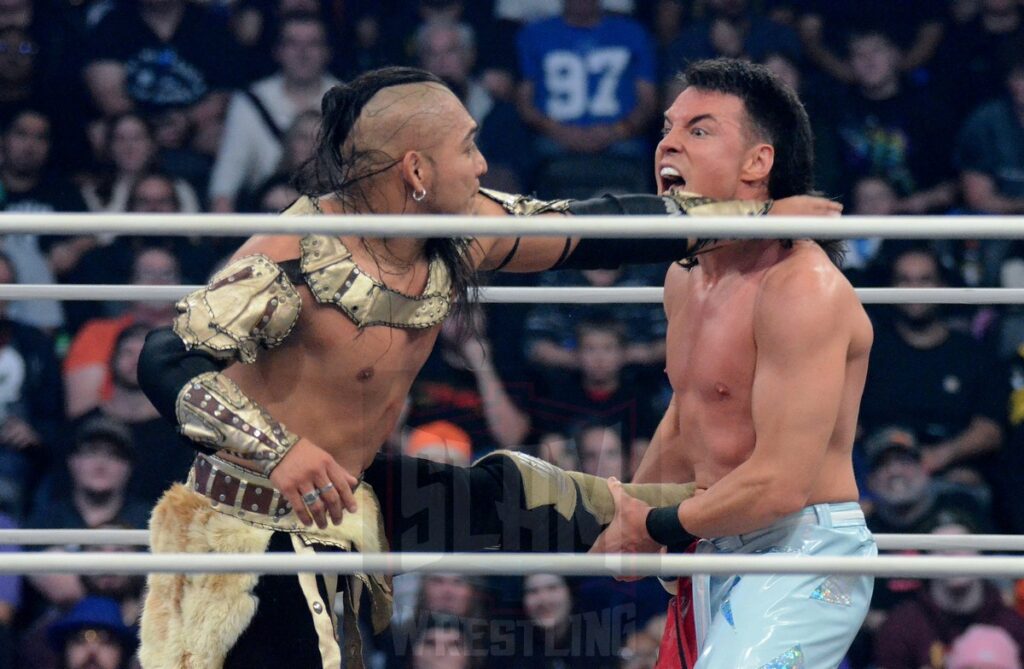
[{"x1": 2, "y1": 0, "x2": 1024, "y2": 667}]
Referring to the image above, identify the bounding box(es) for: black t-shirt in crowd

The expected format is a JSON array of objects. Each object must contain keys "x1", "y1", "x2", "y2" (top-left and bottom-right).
[
  {"x1": 826, "y1": 85, "x2": 955, "y2": 199},
  {"x1": 859, "y1": 320, "x2": 1006, "y2": 448},
  {"x1": 2, "y1": 173, "x2": 86, "y2": 214},
  {"x1": 86, "y1": 3, "x2": 240, "y2": 110}
]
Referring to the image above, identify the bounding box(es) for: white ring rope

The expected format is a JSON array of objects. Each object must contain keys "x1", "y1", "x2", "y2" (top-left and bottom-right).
[
  {"x1": 0, "y1": 552, "x2": 1021, "y2": 578},
  {"x1": 3, "y1": 212, "x2": 1024, "y2": 238},
  {"x1": 1, "y1": 530, "x2": 1022, "y2": 553},
  {"x1": 0, "y1": 285, "x2": 1021, "y2": 305}
]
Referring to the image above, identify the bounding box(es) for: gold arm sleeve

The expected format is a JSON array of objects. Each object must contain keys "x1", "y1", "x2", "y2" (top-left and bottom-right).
[
  {"x1": 665, "y1": 190, "x2": 773, "y2": 216},
  {"x1": 173, "y1": 254, "x2": 302, "y2": 364},
  {"x1": 478, "y1": 187, "x2": 572, "y2": 216},
  {"x1": 176, "y1": 371, "x2": 298, "y2": 475}
]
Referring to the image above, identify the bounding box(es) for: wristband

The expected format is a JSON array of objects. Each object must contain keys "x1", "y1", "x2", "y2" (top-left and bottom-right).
[{"x1": 645, "y1": 505, "x2": 696, "y2": 547}]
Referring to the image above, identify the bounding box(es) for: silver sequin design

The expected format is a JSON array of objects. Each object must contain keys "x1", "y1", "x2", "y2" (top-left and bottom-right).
[
  {"x1": 758, "y1": 644, "x2": 805, "y2": 669},
  {"x1": 810, "y1": 576, "x2": 853, "y2": 606}
]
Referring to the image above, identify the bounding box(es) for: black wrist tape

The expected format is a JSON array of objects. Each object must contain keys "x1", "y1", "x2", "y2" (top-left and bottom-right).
[{"x1": 645, "y1": 505, "x2": 695, "y2": 547}]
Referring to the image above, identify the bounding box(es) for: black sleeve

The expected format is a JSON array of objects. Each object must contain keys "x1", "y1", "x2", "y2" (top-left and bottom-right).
[
  {"x1": 137, "y1": 327, "x2": 227, "y2": 425},
  {"x1": 362, "y1": 452, "x2": 605, "y2": 553},
  {"x1": 556, "y1": 194, "x2": 693, "y2": 269}
]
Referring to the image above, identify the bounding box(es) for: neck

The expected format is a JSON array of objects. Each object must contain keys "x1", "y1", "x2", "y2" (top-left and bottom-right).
[
  {"x1": 361, "y1": 237, "x2": 427, "y2": 267},
  {"x1": 74, "y1": 489, "x2": 124, "y2": 526},
  {"x1": 1, "y1": 168, "x2": 39, "y2": 193},
  {"x1": 895, "y1": 319, "x2": 948, "y2": 349},
  {"x1": 583, "y1": 376, "x2": 618, "y2": 394},
  {"x1": 697, "y1": 239, "x2": 780, "y2": 281},
  {"x1": 283, "y1": 74, "x2": 322, "y2": 97},
  {"x1": 861, "y1": 78, "x2": 900, "y2": 101},
  {"x1": 104, "y1": 387, "x2": 158, "y2": 422}
]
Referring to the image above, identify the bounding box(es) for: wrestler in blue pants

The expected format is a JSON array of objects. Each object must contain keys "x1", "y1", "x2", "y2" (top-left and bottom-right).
[{"x1": 692, "y1": 503, "x2": 875, "y2": 669}]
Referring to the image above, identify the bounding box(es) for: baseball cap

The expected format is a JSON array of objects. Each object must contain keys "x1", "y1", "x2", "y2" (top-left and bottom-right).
[
  {"x1": 73, "y1": 416, "x2": 133, "y2": 460},
  {"x1": 864, "y1": 426, "x2": 919, "y2": 467},
  {"x1": 946, "y1": 624, "x2": 1022, "y2": 669},
  {"x1": 47, "y1": 596, "x2": 135, "y2": 651}
]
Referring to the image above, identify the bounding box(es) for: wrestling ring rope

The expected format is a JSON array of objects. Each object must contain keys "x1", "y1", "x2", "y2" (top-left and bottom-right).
[{"x1": 2, "y1": 211, "x2": 1022, "y2": 580}]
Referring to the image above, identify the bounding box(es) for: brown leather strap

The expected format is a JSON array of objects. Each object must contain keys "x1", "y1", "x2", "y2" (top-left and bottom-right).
[{"x1": 192, "y1": 455, "x2": 291, "y2": 517}]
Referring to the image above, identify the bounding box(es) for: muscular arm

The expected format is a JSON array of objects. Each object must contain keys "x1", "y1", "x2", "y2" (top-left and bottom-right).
[
  {"x1": 676, "y1": 268, "x2": 853, "y2": 537},
  {"x1": 924, "y1": 415, "x2": 1003, "y2": 474}
]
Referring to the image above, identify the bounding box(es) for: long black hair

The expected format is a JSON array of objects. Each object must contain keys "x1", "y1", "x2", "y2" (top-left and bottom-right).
[
  {"x1": 679, "y1": 59, "x2": 845, "y2": 266},
  {"x1": 293, "y1": 66, "x2": 478, "y2": 318}
]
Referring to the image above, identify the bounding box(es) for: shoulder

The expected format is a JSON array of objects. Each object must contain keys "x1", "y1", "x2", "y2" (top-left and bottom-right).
[{"x1": 757, "y1": 245, "x2": 861, "y2": 332}]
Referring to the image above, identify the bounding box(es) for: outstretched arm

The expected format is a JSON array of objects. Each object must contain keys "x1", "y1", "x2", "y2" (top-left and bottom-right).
[{"x1": 471, "y1": 189, "x2": 842, "y2": 272}]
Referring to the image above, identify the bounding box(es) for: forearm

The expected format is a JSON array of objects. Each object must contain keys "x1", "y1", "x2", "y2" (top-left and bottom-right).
[
  {"x1": 937, "y1": 417, "x2": 1003, "y2": 464},
  {"x1": 526, "y1": 340, "x2": 579, "y2": 370},
  {"x1": 676, "y1": 461, "x2": 800, "y2": 538},
  {"x1": 473, "y1": 364, "x2": 530, "y2": 447}
]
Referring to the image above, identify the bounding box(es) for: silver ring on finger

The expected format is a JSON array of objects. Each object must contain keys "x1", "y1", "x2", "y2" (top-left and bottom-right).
[
  {"x1": 318, "y1": 483, "x2": 335, "y2": 495},
  {"x1": 301, "y1": 490, "x2": 321, "y2": 506}
]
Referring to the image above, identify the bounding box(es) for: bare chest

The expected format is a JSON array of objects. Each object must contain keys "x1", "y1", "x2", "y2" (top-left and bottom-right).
[{"x1": 665, "y1": 276, "x2": 759, "y2": 407}]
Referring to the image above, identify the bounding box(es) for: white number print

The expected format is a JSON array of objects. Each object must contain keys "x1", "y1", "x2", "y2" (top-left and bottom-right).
[{"x1": 542, "y1": 47, "x2": 631, "y2": 121}]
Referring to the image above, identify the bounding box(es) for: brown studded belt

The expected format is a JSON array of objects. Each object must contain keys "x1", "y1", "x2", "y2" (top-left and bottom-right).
[{"x1": 190, "y1": 453, "x2": 293, "y2": 519}]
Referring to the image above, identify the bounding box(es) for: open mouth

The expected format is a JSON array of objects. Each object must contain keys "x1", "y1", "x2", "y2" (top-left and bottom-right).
[{"x1": 660, "y1": 166, "x2": 686, "y2": 193}]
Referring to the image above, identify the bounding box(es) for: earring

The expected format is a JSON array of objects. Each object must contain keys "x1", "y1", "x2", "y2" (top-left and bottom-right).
[{"x1": 412, "y1": 189, "x2": 427, "y2": 202}]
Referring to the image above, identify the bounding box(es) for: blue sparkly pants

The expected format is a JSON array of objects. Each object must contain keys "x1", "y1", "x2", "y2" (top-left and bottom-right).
[{"x1": 691, "y1": 503, "x2": 875, "y2": 669}]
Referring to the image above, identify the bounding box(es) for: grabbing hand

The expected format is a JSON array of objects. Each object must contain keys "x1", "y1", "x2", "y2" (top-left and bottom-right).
[
  {"x1": 270, "y1": 438, "x2": 359, "y2": 529},
  {"x1": 589, "y1": 477, "x2": 663, "y2": 580},
  {"x1": 770, "y1": 195, "x2": 842, "y2": 217}
]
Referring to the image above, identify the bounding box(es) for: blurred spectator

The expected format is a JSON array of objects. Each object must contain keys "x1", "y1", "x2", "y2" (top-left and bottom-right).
[
  {"x1": 537, "y1": 432, "x2": 579, "y2": 471},
  {"x1": 525, "y1": 268, "x2": 666, "y2": 372},
  {"x1": 407, "y1": 308, "x2": 530, "y2": 453},
  {"x1": 24, "y1": 418, "x2": 149, "y2": 634},
  {"x1": 576, "y1": 423, "x2": 625, "y2": 480},
  {"x1": 385, "y1": 573, "x2": 489, "y2": 666},
  {"x1": 0, "y1": 512, "x2": 19, "y2": 669},
  {"x1": 405, "y1": 421, "x2": 473, "y2": 466},
  {"x1": 825, "y1": 30, "x2": 956, "y2": 212},
  {"x1": 530, "y1": 320, "x2": 659, "y2": 460},
  {"x1": 516, "y1": 0, "x2": 657, "y2": 160},
  {"x1": 29, "y1": 416, "x2": 149, "y2": 531},
  {"x1": 955, "y1": 56, "x2": 1024, "y2": 215},
  {"x1": 619, "y1": 630, "x2": 658, "y2": 669},
  {"x1": 938, "y1": 0, "x2": 1024, "y2": 122},
  {"x1": 859, "y1": 247, "x2": 1005, "y2": 487},
  {"x1": 79, "y1": 533, "x2": 145, "y2": 631},
  {"x1": 2, "y1": 109, "x2": 87, "y2": 214},
  {"x1": 81, "y1": 113, "x2": 200, "y2": 213},
  {"x1": 76, "y1": 325, "x2": 189, "y2": 506},
  {"x1": 209, "y1": 12, "x2": 336, "y2": 212},
  {"x1": 665, "y1": 0, "x2": 801, "y2": 77},
  {"x1": 63, "y1": 247, "x2": 180, "y2": 418},
  {"x1": 864, "y1": 427, "x2": 992, "y2": 537},
  {"x1": 248, "y1": 173, "x2": 300, "y2": 213},
  {"x1": 409, "y1": 613, "x2": 470, "y2": 669},
  {"x1": 83, "y1": 0, "x2": 240, "y2": 129},
  {"x1": 946, "y1": 624, "x2": 1022, "y2": 669},
  {"x1": 415, "y1": 19, "x2": 530, "y2": 191},
  {"x1": 495, "y1": 0, "x2": 636, "y2": 23},
  {"x1": 0, "y1": 25, "x2": 43, "y2": 126},
  {"x1": 873, "y1": 520, "x2": 1024, "y2": 669},
  {"x1": 797, "y1": 0, "x2": 945, "y2": 82},
  {"x1": 47, "y1": 596, "x2": 134, "y2": 669},
  {"x1": 496, "y1": 574, "x2": 618, "y2": 669},
  {"x1": 0, "y1": 251, "x2": 64, "y2": 519},
  {"x1": 841, "y1": 176, "x2": 896, "y2": 282}
]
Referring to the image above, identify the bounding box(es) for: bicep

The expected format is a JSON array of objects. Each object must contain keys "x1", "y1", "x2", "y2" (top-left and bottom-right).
[
  {"x1": 749, "y1": 287, "x2": 848, "y2": 481},
  {"x1": 476, "y1": 234, "x2": 579, "y2": 272}
]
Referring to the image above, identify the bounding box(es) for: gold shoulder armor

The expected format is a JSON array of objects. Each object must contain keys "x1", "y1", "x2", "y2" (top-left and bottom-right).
[
  {"x1": 173, "y1": 254, "x2": 301, "y2": 364},
  {"x1": 664, "y1": 191, "x2": 772, "y2": 217},
  {"x1": 478, "y1": 188, "x2": 572, "y2": 216}
]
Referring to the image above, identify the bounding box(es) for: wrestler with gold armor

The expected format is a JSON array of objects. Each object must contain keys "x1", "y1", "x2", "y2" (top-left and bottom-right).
[{"x1": 136, "y1": 66, "x2": 840, "y2": 668}]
